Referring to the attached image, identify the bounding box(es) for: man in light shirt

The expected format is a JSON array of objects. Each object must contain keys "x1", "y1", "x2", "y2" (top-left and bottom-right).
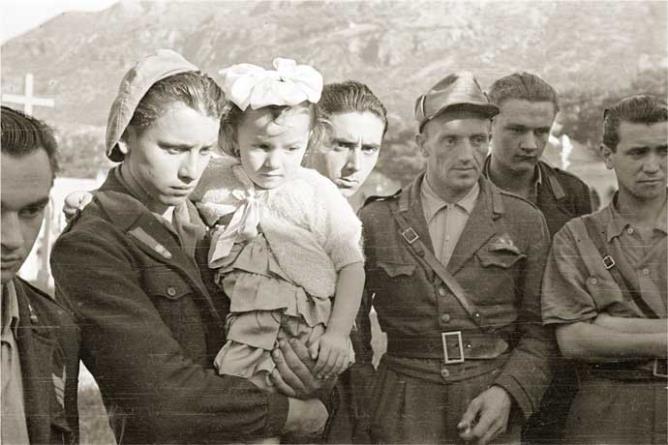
[
  {"x1": 541, "y1": 94, "x2": 667, "y2": 444},
  {"x1": 1, "y1": 106, "x2": 80, "y2": 444}
]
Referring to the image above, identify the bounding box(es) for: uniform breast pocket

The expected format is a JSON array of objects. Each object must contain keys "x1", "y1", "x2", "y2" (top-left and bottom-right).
[
  {"x1": 377, "y1": 261, "x2": 416, "y2": 278},
  {"x1": 143, "y1": 267, "x2": 192, "y2": 300},
  {"x1": 475, "y1": 248, "x2": 526, "y2": 304},
  {"x1": 143, "y1": 267, "x2": 197, "y2": 340},
  {"x1": 370, "y1": 261, "x2": 419, "y2": 315},
  {"x1": 476, "y1": 248, "x2": 525, "y2": 269}
]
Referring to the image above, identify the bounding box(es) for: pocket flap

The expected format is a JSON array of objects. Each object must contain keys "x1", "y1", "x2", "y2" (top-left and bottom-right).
[
  {"x1": 476, "y1": 248, "x2": 525, "y2": 269},
  {"x1": 377, "y1": 262, "x2": 416, "y2": 277},
  {"x1": 143, "y1": 268, "x2": 191, "y2": 300}
]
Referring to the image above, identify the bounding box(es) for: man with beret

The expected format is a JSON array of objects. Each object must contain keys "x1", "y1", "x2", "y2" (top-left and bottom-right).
[
  {"x1": 357, "y1": 72, "x2": 554, "y2": 444},
  {"x1": 542, "y1": 94, "x2": 667, "y2": 444},
  {"x1": 1, "y1": 106, "x2": 80, "y2": 444},
  {"x1": 484, "y1": 72, "x2": 595, "y2": 443}
]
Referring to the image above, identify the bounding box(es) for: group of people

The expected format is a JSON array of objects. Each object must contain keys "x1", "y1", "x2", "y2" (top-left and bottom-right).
[{"x1": 1, "y1": 48, "x2": 665, "y2": 445}]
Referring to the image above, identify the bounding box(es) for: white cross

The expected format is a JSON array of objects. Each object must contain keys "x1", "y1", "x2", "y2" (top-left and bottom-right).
[{"x1": 2, "y1": 73, "x2": 55, "y2": 115}]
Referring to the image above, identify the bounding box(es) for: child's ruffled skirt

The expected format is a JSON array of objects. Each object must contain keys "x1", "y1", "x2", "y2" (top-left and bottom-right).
[{"x1": 213, "y1": 235, "x2": 353, "y2": 390}]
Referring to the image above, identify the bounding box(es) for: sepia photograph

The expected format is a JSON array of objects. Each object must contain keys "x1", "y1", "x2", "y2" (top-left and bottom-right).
[{"x1": 1, "y1": 0, "x2": 666, "y2": 443}]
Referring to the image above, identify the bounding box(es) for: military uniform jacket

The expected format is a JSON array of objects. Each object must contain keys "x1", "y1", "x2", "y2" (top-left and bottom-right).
[
  {"x1": 51, "y1": 169, "x2": 288, "y2": 444},
  {"x1": 14, "y1": 277, "x2": 80, "y2": 444},
  {"x1": 358, "y1": 174, "x2": 554, "y2": 419}
]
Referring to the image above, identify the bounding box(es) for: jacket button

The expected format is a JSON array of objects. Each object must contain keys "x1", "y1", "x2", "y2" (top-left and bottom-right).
[
  {"x1": 642, "y1": 268, "x2": 650, "y2": 275},
  {"x1": 440, "y1": 367, "x2": 450, "y2": 379},
  {"x1": 438, "y1": 287, "x2": 447, "y2": 297},
  {"x1": 166, "y1": 286, "x2": 177, "y2": 297},
  {"x1": 440, "y1": 313, "x2": 451, "y2": 324}
]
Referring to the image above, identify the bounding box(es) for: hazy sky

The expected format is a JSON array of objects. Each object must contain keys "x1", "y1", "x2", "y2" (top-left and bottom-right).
[{"x1": 1, "y1": 0, "x2": 117, "y2": 42}]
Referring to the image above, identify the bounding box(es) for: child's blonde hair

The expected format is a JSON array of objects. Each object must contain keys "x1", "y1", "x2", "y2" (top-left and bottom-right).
[{"x1": 219, "y1": 102, "x2": 327, "y2": 158}]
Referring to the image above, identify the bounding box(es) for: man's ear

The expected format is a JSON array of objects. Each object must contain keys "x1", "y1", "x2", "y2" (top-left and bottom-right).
[
  {"x1": 600, "y1": 144, "x2": 614, "y2": 170},
  {"x1": 415, "y1": 132, "x2": 428, "y2": 157}
]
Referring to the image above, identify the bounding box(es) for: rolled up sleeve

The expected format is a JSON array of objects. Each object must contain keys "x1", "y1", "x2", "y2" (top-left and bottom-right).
[{"x1": 542, "y1": 223, "x2": 598, "y2": 325}]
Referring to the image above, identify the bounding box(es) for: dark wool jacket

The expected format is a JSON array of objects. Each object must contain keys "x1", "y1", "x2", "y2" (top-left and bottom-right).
[
  {"x1": 484, "y1": 157, "x2": 595, "y2": 237},
  {"x1": 51, "y1": 169, "x2": 289, "y2": 444},
  {"x1": 13, "y1": 277, "x2": 80, "y2": 444},
  {"x1": 534, "y1": 160, "x2": 595, "y2": 237}
]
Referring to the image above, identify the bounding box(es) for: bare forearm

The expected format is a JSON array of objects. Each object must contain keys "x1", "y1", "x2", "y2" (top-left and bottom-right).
[
  {"x1": 594, "y1": 314, "x2": 667, "y2": 333},
  {"x1": 328, "y1": 262, "x2": 365, "y2": 336},
  {"x1": 556, "y1": 321, "x2": 667, "y2": 361}
]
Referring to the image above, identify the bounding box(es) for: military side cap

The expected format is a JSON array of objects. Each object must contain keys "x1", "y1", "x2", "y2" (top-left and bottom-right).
[
  {"x1": 415, "y1": 71, "x2": 499, "y2": 131},
  {"x1": 105, "y1": 49, "x2": 200, "y2": 162}
]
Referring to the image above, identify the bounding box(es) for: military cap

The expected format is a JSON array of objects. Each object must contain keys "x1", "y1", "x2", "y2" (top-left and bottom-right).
[{"x1": 415, "y1": 71, "x2": 499, "y2": 131}]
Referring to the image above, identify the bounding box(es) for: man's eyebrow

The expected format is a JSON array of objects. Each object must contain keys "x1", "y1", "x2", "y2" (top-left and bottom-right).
[
  {"x1": 504, "y1": 123, "x2": 528, "y2": 129},
  {"x1": 629, "y1": 144, "x2": 668, "y2": 150},
  {"x1": 332, "y1": 137, "x2": 357, "y2": 146},
  {"x1": 25, "y1": 197, "x2": 50, "y2": 208},
  {"x1": 158, "y1": 141, "x2": 192, "y2": 149}
]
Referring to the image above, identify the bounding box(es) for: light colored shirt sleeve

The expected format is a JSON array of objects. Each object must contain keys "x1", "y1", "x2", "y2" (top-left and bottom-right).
[{"x1": 541, "y1": 223, "x2": 599, "y2": 325}]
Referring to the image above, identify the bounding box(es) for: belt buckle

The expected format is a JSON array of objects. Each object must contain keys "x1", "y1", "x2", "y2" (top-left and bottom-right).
[
  {"x1": 400, "y1": 227, "x2": 419, "y2": 244},
  {"x1": 602, "y1": 255, "x2": 616, "y2": 270},
  {"x1": 652, "y1": 358, "x2": 668, "y2": 378},
  {"x1": 442, "y1": 331, "x2": 465, "y2": 364}
]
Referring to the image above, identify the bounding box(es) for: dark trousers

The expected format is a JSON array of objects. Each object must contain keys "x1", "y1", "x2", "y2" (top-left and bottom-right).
[
  {"x1": 564, "y1": 376, "x2": 667, "y2": 444},
  {"x1": 522, "y1": 360, "x2": 578, "y2": 444},
  {"x1": 369, "y1": 356, "x2": 522, "y2": 444}
]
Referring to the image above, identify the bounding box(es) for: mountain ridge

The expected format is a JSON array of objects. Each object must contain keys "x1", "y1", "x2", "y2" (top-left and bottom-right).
[{"x1": 1, "y1": 1, "x2": 666, "y2": 180}]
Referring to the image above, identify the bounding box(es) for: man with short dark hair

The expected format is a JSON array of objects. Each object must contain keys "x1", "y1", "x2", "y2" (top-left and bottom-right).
[
  {"x1": 486, "y1": 72, "x2": 594, "y2": 235},
  {"x1": 542, "y1": 94, "x2": 667, "y2": 444},
  {"x1": 485, "y1": 72, "x2": 595, "y2": 443},
  {"x1": 1, "y1": 106, "x2": 80, "y2": 444},
  {"x1": 358, "y1": 72, "x2": 554, "y2": 444}
]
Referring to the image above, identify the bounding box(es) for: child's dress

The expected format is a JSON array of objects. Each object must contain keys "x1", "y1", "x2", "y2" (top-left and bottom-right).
[{"x1": 192, "y1": 156, "x2": 364, "y2": 388}]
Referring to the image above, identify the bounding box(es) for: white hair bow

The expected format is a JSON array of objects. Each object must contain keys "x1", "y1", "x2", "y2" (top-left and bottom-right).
[{"x1": 219, "y1": 58, "x2": 323, "y2": 111}]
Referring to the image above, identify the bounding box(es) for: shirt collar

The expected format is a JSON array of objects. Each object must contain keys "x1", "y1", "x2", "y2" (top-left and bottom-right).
[
  {"x1": 534, "y1": 164, "x2": 543, "y2": 185},
  {"x1": 606, "y1": 192, "x2": 668, "y2": 241},
  {"x1": 1, "y1": 280, "x2": 20, "y2": 335},
  {"x1": 421, "y1": 177, "x2": 480, "y2": 223}
]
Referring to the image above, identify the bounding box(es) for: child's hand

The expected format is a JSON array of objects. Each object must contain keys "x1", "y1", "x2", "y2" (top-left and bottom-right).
[
  {"x1": 63, "y1": 190, "x2": 93, "y2": 221},
  {"x1": 309, "y1": 331, "x2": 351, "y2": 379}
]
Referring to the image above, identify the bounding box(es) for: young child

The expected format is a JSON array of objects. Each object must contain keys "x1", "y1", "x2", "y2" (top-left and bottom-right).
[{"x1": 192, "y1": 58, "x2": 365, "y2": 402}]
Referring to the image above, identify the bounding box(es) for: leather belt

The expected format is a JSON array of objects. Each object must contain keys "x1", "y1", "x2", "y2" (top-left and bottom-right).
[
  {"x1": 387, "y1": 331, "x2": 509, "y2": 362},
  {"x1": 586, "y1": 358, "x2": 668, "y2": 381}
]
